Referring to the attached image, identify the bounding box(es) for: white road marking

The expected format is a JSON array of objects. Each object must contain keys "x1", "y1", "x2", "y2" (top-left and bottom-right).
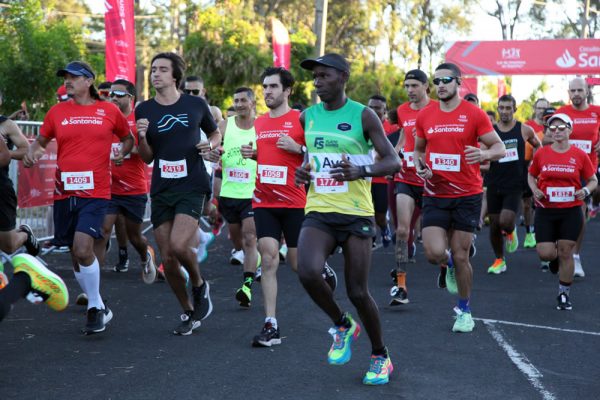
[
  {"x1": 484, "y1": 321, "x2": 556, "y2": 400},
  {"x1": 475, "y1": 317, "x2": 600, "y2": 336}
]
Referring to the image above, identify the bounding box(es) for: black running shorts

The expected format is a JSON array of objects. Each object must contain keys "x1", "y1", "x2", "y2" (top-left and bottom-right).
[
  {"x1": 486, "y1": 186, "x2": 522, "y2": 215},
  {"x1": 106, "y1": 194, "x2": 148, "y2": 224},
  {"x1": 254, "y1": 207, "x2": 304, "y2": 247},
  {"x1": 370, "y1": 182, "x2": 389, "y2": 214},
  {"x1": 302, "y1": 211, "x2": 375, "y2": 245},
  {"x1": 395, "y1": 181, "x2": 423, "y2": 209},
  {"x1": 535, "y1": 206, "x2": 583, "y2": 243},
  {"x1": 422, "y1": 194, "x2": 482, "y2": 233},
  {"x1": 218, "y1": 196, "x2": 253, "y2": 224},
  {"x1": 0, "y1": 184, "x2": 17, "y2": 232},
  {"x1": 151, "y1": 191, "x2": 205, "y2": 228}
]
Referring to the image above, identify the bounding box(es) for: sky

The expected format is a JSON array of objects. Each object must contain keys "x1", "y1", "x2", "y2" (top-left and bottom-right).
[{"x1": 89, "y1": 0, "x2": 598, "y2": 105}]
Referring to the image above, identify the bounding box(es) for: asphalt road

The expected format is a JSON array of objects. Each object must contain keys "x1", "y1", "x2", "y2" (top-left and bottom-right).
[{"x1": 1, "y1": 220, "x2": 599, "y2": 400}]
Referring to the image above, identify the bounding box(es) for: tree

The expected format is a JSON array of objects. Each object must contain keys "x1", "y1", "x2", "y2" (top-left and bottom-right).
[
  {"x1": 0, "y1": 0, "x2": 85, "y2": 119},
  {"x1": 529, "y1": 0, "x2": 600, "y2": 38}
]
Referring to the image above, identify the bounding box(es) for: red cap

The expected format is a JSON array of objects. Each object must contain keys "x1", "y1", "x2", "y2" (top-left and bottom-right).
[{"x1": 56, "y1": 85, "x2": 69, "y2": 102}]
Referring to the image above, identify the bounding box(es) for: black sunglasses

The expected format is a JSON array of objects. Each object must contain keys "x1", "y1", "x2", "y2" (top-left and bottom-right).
[
  {"x1": 184, "y1": 89, "x2": 201, "y2": 95},
  {"x1": 433, "y1": 76, "x2": 457, "y2": 86},
  {"x1": 110, "y1": 90, "x2": 131, "y2": 98}
]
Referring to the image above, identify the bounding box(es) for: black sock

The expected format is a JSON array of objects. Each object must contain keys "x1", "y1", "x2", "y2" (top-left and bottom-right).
[
  {"x1": 0, "y1": 273, "x2": 32, "y2": 322},
  {"x1": 119, "y1": 247, "x2": 128, "y2": 262},
  {"x1": 243, "y1": 272, "x2": 254, "y2": 286},
  {"x1": 372, "y1": 347, "x2": 388, "y2": 357},
  {"x1": 335, "y1": 313, "x2": 351, "y2": 328}
]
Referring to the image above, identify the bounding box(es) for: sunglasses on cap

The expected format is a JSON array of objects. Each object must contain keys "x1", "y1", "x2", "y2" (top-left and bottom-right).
[
  {"x1": 547, "y1": 124, "x2": 570, "y2": 132},
  {"x1": 432, "y1": 76, "x2": 458, "y2": 86},
  {"x1": 184, "y1": 89, "x2": 201, "y2": 95},
  {"x1": 109, "y1": 90, "x2": 131, "y2": 98}
]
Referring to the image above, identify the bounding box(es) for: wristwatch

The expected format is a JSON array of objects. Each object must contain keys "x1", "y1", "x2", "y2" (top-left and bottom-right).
[
  {"x1": 300, "y1": 145, "x2": 307, "y2": 155},
  {"x1": 364, "y1": 165, "x2": 373, "y2": 176}
]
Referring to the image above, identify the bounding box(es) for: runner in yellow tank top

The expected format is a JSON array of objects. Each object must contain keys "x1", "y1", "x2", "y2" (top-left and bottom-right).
[
  {"x1": 295, "y1": 53, "x2": 400, "y2": 386},
  {"x1": 215, "y1": 87, "x2": 259, "y2": 308}
]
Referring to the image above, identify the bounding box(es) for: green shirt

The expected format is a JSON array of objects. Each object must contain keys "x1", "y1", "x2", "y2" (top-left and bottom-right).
[
  {"x1": 304, "y1": 99, "x2": 374, "y2": 216},
  {"x1": 220, "y1": 116, "x2": 257, "y2": 199}
]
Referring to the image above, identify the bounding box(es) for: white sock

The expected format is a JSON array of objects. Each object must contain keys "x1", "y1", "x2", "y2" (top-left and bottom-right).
[
  {"x1": 266, "y1": 317, "x2": 278, "y2": 329},
  {"x1": 197, "y1": 228, "x2": 210, "y2": 245},
  {"x1": 78, "y1": 258, "x2": 105, "y2": 310},
  {"x1": 573, "y1": 253, "x2": 580, "y2": 259}
]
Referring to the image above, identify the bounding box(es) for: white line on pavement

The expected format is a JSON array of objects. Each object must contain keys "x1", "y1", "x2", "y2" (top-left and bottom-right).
[
  {"x1": 484, "y1": 321, "x2": 556, "y2": 400},
  {"x1": 475, "y1": 318, "x2": 600, "y2": 336}
]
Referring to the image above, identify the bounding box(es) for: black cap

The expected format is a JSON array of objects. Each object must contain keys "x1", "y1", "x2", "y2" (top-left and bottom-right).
[
  {"x1": 300, "y1": 53, "x2": 350, "y2": 74},
  {"x1": 57, "y1": 61, "x2": 95, "y2": 79},
  {"x1": 404, "y1": 69, "x2": 428, "y2": 84},
  {"x1": 464, "y1": 93, "x2": 479, "y2": 103},
  {"x1": 541, "y1": 107, "x2": 557, "y2": 122}
]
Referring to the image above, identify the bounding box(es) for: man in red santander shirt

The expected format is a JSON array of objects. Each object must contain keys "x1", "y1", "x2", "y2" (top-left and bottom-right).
[
  {"x1": 413, "y1": 62, "x2": 505, "y2": 333},
  {"x1": 24, "y1": 61, "x2": 134, "y2": 335},
  {"x1": 241, "y1": 67, "x2": 337, "y2": 347},
  {"x1": 390, "y1": 69, "x2": 435, "y2": 306},
  {"x1": 555, "y1": 77, "x2": 600, "y2": 278},
  {"x1": 93, "y1": 79, "x2": 157, "y2": 284},
  {"x1": 528, "y1": 113, "x2": 597, "y2": 310},
  {"x1": 366, "y1": 95, "x2": 393, "y2": 250}
]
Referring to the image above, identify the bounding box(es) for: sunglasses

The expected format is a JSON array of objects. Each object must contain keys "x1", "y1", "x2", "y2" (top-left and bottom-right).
[
  {"x1": 547, "y1": 124, "x2": 570, "y2": 132},
  {"x1": 184, "y1": 89, "x2": 201, "y2": 95},
  {"x1": 109, "y1": 90, "x2": 131, "y2": 98},
  {"x1": 432, "y1": 76, "x2": 457, "y2": 86}
]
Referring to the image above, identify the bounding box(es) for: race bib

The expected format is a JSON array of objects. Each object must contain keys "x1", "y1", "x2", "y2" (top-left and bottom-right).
[
  {"x1": 62, "y1": 171, "x2": 94, "y2": 191},
  {"x1": 570, "y1": 140, "x2": 592, "y2": 153},
  {"x1": 313, "y1": 172, "x2": 348, "y2": 194},
  {"x1": 404, "y1": 151, "x2": 415, "y2": 167},
  {"x1": 258, "y1": 165, "x2": 287, "y2": 185},
  {"x1": 226, "y1": 167, "x2": 250, "y2": 183},
  {"x1": 547, "y1": 186, "x2": 575, "y2": 202},
  {"x1": 111, "y1": 143, "x2": 130, "y2": 160},
  {"x1": 430, "y1": 153, "x2": 461, "y2": 172},
  {"x1": 159, "y1": 159, "x2": 187, "y2": 179},
  {"x1": 499, "y1": 147, "x2": 518, "y2": 163}
]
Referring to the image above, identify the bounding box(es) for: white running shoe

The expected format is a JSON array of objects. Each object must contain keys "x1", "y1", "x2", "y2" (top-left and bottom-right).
[
  {"x1": 573, "y1": 254, "x2": 585, "y2": 278},
  {"x1": 230, "y1": 249, "x2": 244, "y2": 265}
]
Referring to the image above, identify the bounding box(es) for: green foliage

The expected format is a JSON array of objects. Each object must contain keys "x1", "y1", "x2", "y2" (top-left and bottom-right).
[{"x1": 0, "y1": 0, "x2": 85, "y2": 119}]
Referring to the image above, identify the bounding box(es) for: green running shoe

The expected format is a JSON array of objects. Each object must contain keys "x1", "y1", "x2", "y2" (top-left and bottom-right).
[
  {"x1": 327, "y1": 313, "x2": 361, "y2": 365},
  {"x1": 235, "y1": 278, "x2": 253, "y2": 308},
  {"x1": 505, "y1": 230, "x2": 519, "y2": 253},
  {"x1": 452, "y1": 307, "x2": 475, "y2": 333},
  {"x1": 363, "y1": 354, "x2": 393, "y2": 385},
  {"x1": 487, "y1": 258, "x2": 507, "y2": 274},
  {"x1": 523, "y1": 232, "x2": 536, "y2": 249}
]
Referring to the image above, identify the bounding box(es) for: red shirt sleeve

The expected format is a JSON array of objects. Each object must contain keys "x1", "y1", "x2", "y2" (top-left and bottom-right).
[
  {"x1": 581, "y1": 151, "x2": 595, "y2": 180},
  {"x1": 475, "y1": 108, "x2": 494, "y2": 137},
  {"x1": 40, "y1": 106, "x2": 56, "y2": 139},
  {"x1": 529, "y1": 151, "x2": 541, "y2": 177},
  {"x1": 113, "y1": 108, "x2": 131, "y2": 139}
]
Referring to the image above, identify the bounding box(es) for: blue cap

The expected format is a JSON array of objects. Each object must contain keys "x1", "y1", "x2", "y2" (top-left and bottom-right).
[{"x1": 56, "y1": 61, "x2": 95, "y2": 79}]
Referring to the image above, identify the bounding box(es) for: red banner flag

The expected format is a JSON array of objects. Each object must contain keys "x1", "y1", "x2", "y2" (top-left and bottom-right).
[
  {"x1": 458, "y1": 77, "x2": 478, "y2": 99},
  {"x1": 498, "y1": 79, "x2": 507, "y2": 97},
  {"x1": 17, "y1": 140, "x2": 58, "y2": 208},
  {"x1": 446, "y1": 39, "x2": 600, "y2": 76},
  {"x1": 104, "y1": 0, "x2": 136, "y2": 82},
  {"x1": 271, "y1": 18, "x2": 291, "y2": 70}
]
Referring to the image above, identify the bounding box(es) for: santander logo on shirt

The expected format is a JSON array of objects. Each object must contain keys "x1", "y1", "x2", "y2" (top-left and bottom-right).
[
  {"x1": 61, "y1": 116, "x2": 103, "y2": 125},
  {"x1": 541, "y1": 164, "x2": 576, "y2": 174},
  {"x1": 427, "y1": 125, "x2": 465, "y2": 134}
]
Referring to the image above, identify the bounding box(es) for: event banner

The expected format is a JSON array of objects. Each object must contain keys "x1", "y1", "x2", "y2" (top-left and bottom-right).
[
  {"x1": 446, "y1": 39, "x2": 600, "y2": 75},
  {"x1": 458, "y1": 77, "x2": 478, "y2": 99},
  {"x1": 104, "y1": 0, "x2": 136, "y2": 82},
  {"x1": 17, "y1": 141, "x2": 57, "y2": 208},
  {"x1": 272, "y1": 18, "x2": 291, "y2": 70}
]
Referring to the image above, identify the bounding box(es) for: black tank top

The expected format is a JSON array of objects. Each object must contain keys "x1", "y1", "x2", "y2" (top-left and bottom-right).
[
  {"x1": 0, "y1": 115, "x2": 14, "y2": 187},
  {"x1": 487, "y1": 121, "x2": 525, "y2": 191}
]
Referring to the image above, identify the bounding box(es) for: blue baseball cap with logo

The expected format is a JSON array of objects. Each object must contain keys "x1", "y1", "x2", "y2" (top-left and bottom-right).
[{"x1": 56, "y1": 61, "x2": 96, "y2": 79}]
